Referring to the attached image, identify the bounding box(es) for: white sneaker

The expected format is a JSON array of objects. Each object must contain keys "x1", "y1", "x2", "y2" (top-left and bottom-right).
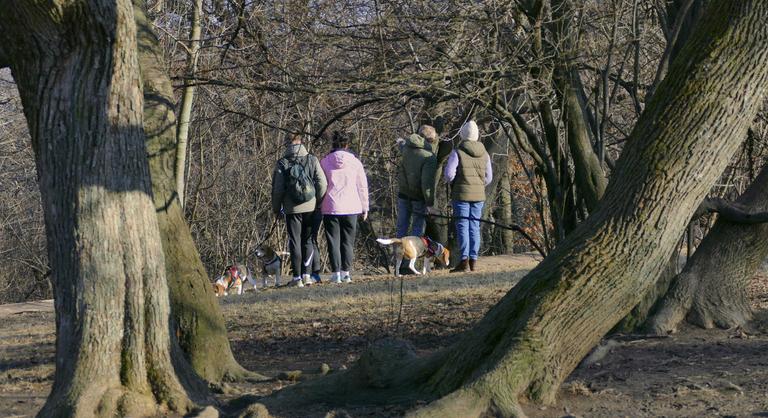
[
  {"x1": 331, "y1": 272, "x2": 342, "y2": 284},
  {"x1": 302, "y1": 274, "x2": 313, "y2": 286},
  {"x1": 342, "y1": 271, "x2": 352, "y2": 283},
  {"x1": 290, "y1": 277, "x2": 304, "y2": 288}
]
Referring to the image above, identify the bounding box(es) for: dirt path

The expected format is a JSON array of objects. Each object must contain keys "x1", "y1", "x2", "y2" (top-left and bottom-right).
[
  {"x1": 0, "y1": 254, "x2": 541, "y2": 319},
  {"x1": 0, "y1": 300, "x2": 52, "y2": 317},
  {"x1": 3, "y1": 254, "x2": 768, "y2": 417}
]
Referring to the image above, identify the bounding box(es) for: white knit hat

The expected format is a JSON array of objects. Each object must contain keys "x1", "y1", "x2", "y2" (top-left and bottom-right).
[{"x1": 459, "y1": 120, "x2": 479, "y2": 141}]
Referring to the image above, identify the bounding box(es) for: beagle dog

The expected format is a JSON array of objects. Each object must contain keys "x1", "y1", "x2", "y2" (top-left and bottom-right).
[
  {"x1": 376, "y1": 236, "x2": 450, "y2": 277},
  {"x1": 213, "y1": 264, "x2": 257, "y2": 296}
]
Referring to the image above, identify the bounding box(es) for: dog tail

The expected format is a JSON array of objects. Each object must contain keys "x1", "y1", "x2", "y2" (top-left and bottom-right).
[{"x1": 376, "y1": 238, "x2": 402, "y2": 246}]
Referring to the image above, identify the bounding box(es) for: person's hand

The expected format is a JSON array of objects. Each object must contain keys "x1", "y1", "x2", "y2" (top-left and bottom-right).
[
  {"x1": 362, "y1": 211, "x2": 368, "y2": 221},
  {"x1": 395, "y1": 137, "x2": 406, "y2": 146}
]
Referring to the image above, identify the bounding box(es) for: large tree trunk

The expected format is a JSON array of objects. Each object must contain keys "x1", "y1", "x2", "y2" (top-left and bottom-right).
[
  {"x1": 648, "y1": 164, "x2": 768, "y2": 334},
  {"x1": 134, "y1": 3, "x2": 264, "y2": 383},
  {"x1": 275, "y1": 2, "x2": 768, "y2": 416},
  {"x1": 0, "y1": 1, "x2": 204, "y2": 416}
]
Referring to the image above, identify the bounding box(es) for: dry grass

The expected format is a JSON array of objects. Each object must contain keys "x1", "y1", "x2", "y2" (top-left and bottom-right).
[{"x1": 3, "y1": 257, "x2": 768, "y2": 417}]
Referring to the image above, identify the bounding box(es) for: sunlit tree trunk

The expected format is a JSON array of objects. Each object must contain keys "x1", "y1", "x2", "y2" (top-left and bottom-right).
[
  {"x1": 174, "y1": 0, "x2": 203, "y2": 208},
  {"x1": 135, "y1": 2, "x2": 264, "y2": 383},
  {"x1": 0, "y1": 0, "x2": 204, "y2": 415}
]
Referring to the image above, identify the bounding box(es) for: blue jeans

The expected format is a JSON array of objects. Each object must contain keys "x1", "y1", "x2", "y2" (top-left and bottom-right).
[
  {"x1": 452, "y1": 200, "x2": 484, "y2": 260},
  {"x1": 396, "y1": 198, "x2": 426, "y2": 238}
]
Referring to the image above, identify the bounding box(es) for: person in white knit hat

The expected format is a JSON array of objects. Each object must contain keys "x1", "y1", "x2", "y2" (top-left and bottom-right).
[{"x1": 443, "y1": 120, "x2": 492, "y2": 272}]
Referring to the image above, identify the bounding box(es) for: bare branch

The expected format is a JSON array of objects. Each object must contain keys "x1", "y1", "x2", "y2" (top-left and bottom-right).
[{"x1": 694, "y1": 197, "x2": 768, "y2": 224}]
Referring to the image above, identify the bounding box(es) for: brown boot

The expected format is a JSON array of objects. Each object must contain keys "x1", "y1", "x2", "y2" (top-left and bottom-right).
[
  {"x1": 469, "y1": 259, "x2": 477, "y2": 271},
  {"x1": 450, "y1": 259, "x2": 470, "y2": 273}
]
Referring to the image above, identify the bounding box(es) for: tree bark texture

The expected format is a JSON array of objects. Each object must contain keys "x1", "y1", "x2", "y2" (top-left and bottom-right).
[
  {"x1": 134, "y1": 3, "x2": 263, "y2": 383},
  {"x1": 275, "y1": 2, "x2": 768, "y2": 416},
  {"x1": 614, "y1": 251, "x2": 681, "y2": 333},
  {"x1": 0, "y1": 0, "x2": 203, "y2": 416},
  {"x1": 648, "y1": 164, "x2": 768, "y2": 334}
]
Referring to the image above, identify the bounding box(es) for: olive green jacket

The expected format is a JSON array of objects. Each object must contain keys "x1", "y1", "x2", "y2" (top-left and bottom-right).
[{"x1": 397, "y1": 134, "x2": 437, "y2": 205}]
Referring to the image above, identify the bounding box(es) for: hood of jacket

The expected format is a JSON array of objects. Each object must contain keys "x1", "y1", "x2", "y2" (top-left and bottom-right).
[
  {"x1": 405, "y1": 134, "x2": 428, "y2": 150},
  {"x1": 458, "y1": 140, "x2": 486, "y2": 158},
  {"x1": 284, "y1": 144, "x2": 309, "y2": 158},
  {"x1": 324, "y1": 149, "x2": 356, "y2": 169}
]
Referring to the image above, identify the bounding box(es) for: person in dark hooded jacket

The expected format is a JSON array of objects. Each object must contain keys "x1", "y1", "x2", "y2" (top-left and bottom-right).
[
  {"x1": 395, "y1": 124, "x2": 438, "y2": 238},
  {"x1": 271, "y1": 133, "x2": 327, "y2": 287},
  {"x1": 444, "y1": 120, "x2": 492, "y2": 273}
]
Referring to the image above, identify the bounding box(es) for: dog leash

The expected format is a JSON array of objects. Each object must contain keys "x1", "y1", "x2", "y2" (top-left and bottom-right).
[
  {"x1": 254, "y1": 215, "x2": 281, "y2": 248},
  {"x1": 414, "y1": 211, "x2": 547, "y2": 257}
]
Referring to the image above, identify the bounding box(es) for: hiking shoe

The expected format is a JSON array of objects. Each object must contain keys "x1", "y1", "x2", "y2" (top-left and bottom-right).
[
  {"x1": 311, "y1": 272, "x2": 322, "y2": 283},
  {"x1": 469, "y1": 259, "x2": 477, "y2": 271},
  {"x1": 342, "y1": 272, "x2": 352, "y2": 283},
  {"x1": 450, "y1": 259, "x2": 470, "y2": 273},
  {"x1": 331, "y1": 272, "x2": 342, "y2": 284},
  {"x1": 290, "y1": 277, "x2": 304, "y2": 288},
  {"x1": 302, "y1": 274, "x2": 313, "y2": 286}
]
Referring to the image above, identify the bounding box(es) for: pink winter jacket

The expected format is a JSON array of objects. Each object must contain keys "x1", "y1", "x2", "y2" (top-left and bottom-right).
[{"x1": 320, "y1": 150, "x2": 369, "y2": 215}]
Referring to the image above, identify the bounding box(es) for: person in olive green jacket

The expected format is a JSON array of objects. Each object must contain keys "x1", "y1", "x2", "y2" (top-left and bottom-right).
[
  {"x1": 444, "y1": 120, "x2": 492, "y2": 272},
  {"x1": 395, "y1": 125, "x2": 438, "y2": 238}
]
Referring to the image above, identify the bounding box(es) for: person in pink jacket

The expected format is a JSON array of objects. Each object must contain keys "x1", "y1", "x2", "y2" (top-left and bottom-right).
[{"x1": 320, "y1": 131, "x2": 369, "y2": 283}]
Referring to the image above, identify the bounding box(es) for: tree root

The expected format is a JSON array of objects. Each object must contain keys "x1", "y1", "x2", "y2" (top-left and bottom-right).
[
  {"x1": 223, "y1": 367, "x2": 270, "y2": 383},
  {"x1": 647, "y1": 270, "x2": 753, "y2": 335},
  {"x1": 38, "y1": 382, "x2": 196, "y2": 418}
]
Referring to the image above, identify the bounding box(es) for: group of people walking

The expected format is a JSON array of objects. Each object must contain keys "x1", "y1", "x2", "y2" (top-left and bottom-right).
[
  {"x1": 271, "y1": 131, "x2": 368, "y2": 286},
  {"x1": 270, "y1": 120, "x2": 492, "y2": 286}
]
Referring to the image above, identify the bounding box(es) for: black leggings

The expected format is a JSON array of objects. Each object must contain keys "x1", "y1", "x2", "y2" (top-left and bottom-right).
[
  {"x1": 323, "y1": 215, "x2": 358, "y2": 272},
  {"x1": 286, "y1": 212, "x2": 314, "y2": 277}
]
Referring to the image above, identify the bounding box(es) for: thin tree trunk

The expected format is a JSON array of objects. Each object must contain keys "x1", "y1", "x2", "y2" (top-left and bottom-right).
[
  {"x1": 559, "y1": 69, "x2": 608, "y2": 211},
  {"x1": 134, "y1": 3, "x2": 264, "y2": 383},
  {"x1": 648, "y1": 164, "x2": 768, "y2": 334},
  {"x1": 274, "y1": 3, "x2": 768, "y2": 416},
  {"x1": 0, "y1": 1, "x2": 205, "y2": 415},
  {"x1": 497, "y1": 169, "x2": 515, "y2": 253},
  {"x1": 175, "y1": 0, "x2": 203, "y2": 208},
  {"x1": 482, "y1": 124, "x2": 510, "y2": 220}
]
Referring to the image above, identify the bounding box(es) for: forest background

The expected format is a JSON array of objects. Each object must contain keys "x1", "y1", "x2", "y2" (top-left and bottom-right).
[{"x1": 0, "y1": 0, "x2": 764, "y2": 303}]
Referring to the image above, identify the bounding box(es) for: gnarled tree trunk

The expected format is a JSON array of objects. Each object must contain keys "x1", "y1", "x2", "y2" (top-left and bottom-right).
[
  {"x1": 648, "y1": 164, "x2": 768, "y2": 334},
  {"x1": 135, "y1": 2, "x2": 263, "y2": 383},
  {"x1": 274, "y1": 2, "x2": 768, "y2": 416},
  {"x1": 0, "y1": 1, "x2": 205, "y2": 416}
]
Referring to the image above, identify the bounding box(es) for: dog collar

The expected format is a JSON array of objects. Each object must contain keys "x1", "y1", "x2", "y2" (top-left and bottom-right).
[
  {"x1": 264, "y1": 255, "x2": 280, "y2": 267},
  {"x1": 422, "y1": 236, "x2": 444, "y2": 257}
]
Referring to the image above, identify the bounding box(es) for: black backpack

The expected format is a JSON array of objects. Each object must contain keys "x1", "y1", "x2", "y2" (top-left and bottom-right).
[{"x1": 280, "y1": 156, "x2": 315, "y2": 204}]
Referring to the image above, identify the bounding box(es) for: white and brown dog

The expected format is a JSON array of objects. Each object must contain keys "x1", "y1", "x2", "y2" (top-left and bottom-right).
[
  {"x1": 254, "y1": 245, "x2": 288, "y2": 287},
  {"x1": 213, "y1": 264, "x2": 258, "y2": 296},
  {"x1": 376, "y1": 236, "x2": 450, "y2": 277}
]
